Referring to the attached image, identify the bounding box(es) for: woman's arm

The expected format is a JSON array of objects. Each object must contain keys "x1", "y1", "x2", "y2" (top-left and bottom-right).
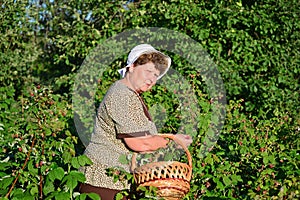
[
  {"x1": 123, "y1": 133, "x2": 193, "y2": 152},
  {"x1": 124, "y1": 135, "x2": 168, "y2": 152}
]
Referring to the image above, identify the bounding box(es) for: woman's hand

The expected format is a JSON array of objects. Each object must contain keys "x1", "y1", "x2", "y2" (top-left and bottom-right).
[{"x1": 174, "y1": 134, "x2": 193, "y2": 148}]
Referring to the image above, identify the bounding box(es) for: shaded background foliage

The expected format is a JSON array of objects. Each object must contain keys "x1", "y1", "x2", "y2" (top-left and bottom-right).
[{"x1": 0, "y1": 0, "x2": 299, "y2": 199}]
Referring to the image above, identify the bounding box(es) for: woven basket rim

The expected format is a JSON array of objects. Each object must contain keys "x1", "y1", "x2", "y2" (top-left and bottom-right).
[{"x1": 132, "y1": 134, "x2": 192, "y2": 181}]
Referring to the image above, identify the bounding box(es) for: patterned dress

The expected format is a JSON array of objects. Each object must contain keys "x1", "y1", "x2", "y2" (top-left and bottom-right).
[{"x1": 80, "y1": 80, "x2": 158, "y2": 190}]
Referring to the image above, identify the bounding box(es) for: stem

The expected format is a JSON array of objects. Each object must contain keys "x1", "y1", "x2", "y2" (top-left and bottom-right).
[
  {"x1": 38, "y1": 116, "x2": 45, "y2": 199},
  {"x1": 5, "y1": 136, "x2": 36, "y2": 198},
  {"x1": 39, "y1": 132, "x2": 45, "y2": 199},
  {"x1": 39, "y1": 174, "x2": 43, "y2": 199}
]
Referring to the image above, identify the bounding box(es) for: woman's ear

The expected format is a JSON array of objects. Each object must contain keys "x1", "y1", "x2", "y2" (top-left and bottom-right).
[{"x1": 128, "y1": 64, "x2": 135, "y2": 73}]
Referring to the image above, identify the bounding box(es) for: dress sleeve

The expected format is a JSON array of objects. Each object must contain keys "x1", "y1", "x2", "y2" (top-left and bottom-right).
[{"x1": 104, "y1": 88, "x2": 158, "y2": 138}]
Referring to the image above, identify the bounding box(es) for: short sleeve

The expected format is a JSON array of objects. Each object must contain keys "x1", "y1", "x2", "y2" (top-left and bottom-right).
[{"x1": 104, "y1": 86, "x2": 157, "y2": 137}]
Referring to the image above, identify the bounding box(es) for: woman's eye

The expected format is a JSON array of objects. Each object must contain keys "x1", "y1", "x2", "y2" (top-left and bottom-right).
[
  {"x1": 146, "y1": 70, "x2": 153, "y2": 75},
  {"x1": 145, "y1": 70, "x2": 159, "y2": 78}
]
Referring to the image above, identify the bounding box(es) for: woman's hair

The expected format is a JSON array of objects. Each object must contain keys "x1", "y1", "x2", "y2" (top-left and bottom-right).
[{"x1": 133, "y1": 52, "x2": 169, "y2": 75}]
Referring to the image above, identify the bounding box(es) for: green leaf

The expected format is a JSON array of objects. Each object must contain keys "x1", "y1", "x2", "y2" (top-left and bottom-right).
[
  {"x1": 263, "y1": 155, "x2": 269, "y2": 165},
  {"x1": 43, "y1": 180, "x2": 55, "y2": 196},
  {"x1": 87, "y1": 193, "x2": 101, "y2": 200},
  {"x1": 30, "y1": 185, "x2": 38, "y2": 196},
  {"x1": 118, "y1": 154, "x2": 129, "y2": 165},
  {"x1": 163, "y1": 153, "x2": 174, "y2": 161},
  {"x1": 48, "y1": 167, "x2": 65, "y2": 181},
  {"x1": 77, "y1": 155, "x2": 93, "y2": 166},
  {"x1": 54, "y1": 192, "x2": 70, "y2": 200},
  {"x1": 45, "y1": 128, "x2": 52, "y2": 136},
  {"x1": 66, "y1": 177, "x2": 77, "y2": 191},
  {"x1": 62, "y1": 151, "x2": 72, "y2": 163},
  {"x1": 204, "y1": 155, "x2": 213, "y2": 165},
  {"x1": 10, "y1": 188, "x2": 27, "y2": 198},
  {"x1": 231, "y1": 174, "x2": 242, "y2": 185},
  {"x1": 115, "y1": 193, "x2": 124, "y2": 200},
  {"x1": 14, "y1": 195, "x2": 35, "y2": 200},
  {"x1": 71, "y1": 157, "x2": 80, "y2": 169},
  {"x1": 223, "y1": 176, "x2": 231, "y2": 187},
  {"x1": 0, "y1": 161, "x2": 10, "y2": 171},
  {"x1": 216, "y1": 179, "x2": 225, "y2": 190},
  {"x1": 69, "y1": 171, "x2": 86, "y2": 182},
  {"x1": 63, "y1": 171, "x2": 85, "y2": 190},
  {"x1": 28, "y1": 160, "x2": 38, "y2": 175},
  {"x1": 0, "y1": 177, "x2": 14, "y2": 189},
  {"x1": 77, "y1": 193, "x2": 87, "y2": 200}
]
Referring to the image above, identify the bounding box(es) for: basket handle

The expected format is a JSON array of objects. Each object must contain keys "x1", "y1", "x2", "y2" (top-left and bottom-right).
[{"x1": 131, "y1": 134, "x2": 192, "y2": 173}]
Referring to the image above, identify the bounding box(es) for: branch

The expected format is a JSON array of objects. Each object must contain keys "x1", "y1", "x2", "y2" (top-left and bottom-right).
[{"x1": 5, "y1": 136, "x2": 36, "y2": 198}]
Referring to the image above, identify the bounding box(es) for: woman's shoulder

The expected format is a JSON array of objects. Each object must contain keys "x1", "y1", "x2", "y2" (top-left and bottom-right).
[
  {"x1": 108, "y1": 80, "x2": 129, "y2": 94},
  {"x1": 105, "y1": 80, "x2": 134, "y2": 101}
]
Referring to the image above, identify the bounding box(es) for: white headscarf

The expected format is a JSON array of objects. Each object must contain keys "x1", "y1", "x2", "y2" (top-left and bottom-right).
[{"x1": 118, "y1": 44, "x2": 171, "y2": 80}]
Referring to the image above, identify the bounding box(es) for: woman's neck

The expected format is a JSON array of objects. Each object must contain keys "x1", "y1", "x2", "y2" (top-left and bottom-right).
[{"x1": 120, "y1": 76, "x2": 141, "y2": 94}]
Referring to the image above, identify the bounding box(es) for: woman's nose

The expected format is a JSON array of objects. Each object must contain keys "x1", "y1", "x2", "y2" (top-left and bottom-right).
[
  {"x1": 145, "y1": 79, "x2": 153, "y2": 85},
  {"x1": 150, "y1": 76, "x2": 155, "y2": 83},
  {"x1": 149, "y1": 74, "x2": 158, "y2": 83}
]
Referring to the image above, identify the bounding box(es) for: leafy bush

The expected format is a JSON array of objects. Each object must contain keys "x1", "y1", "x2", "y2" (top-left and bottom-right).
[
  {"x1": 0, "y1": 0, "x2": 299, "y2": 199},
  {"x1": 0, "y1": 84, "x2": 96, "y2": 199}
]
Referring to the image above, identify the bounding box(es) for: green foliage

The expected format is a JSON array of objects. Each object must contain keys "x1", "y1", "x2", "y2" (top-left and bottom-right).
[
  {"x1": 190, "y1": 99, "x2": 299, "y2": 199},
  {"x1": 0, "y1": 84, "x2": 93, "y2": 199},
  {"x1": 0, "y1": 0, "x2": 299, "y2": 199}
]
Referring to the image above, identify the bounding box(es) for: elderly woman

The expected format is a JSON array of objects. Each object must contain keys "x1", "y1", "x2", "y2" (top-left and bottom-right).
[{"x1": 79, "y1": 44, "x2": 192, "y2": 200}]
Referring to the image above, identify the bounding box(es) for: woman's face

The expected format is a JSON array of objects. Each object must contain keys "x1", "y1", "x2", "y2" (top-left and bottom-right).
[{"x1": 128, "y1": 62, "x2": 160, "y2": 93}]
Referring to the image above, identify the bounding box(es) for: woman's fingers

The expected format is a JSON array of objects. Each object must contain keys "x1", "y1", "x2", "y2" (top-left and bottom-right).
[{"x1": 175, "y1": 134, "x2": 193, "y2": 147}]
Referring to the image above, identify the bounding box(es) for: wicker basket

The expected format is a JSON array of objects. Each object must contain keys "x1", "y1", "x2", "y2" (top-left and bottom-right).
[{"x1": 131, "y1": 134, "x2": 192, "y2": 200}]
